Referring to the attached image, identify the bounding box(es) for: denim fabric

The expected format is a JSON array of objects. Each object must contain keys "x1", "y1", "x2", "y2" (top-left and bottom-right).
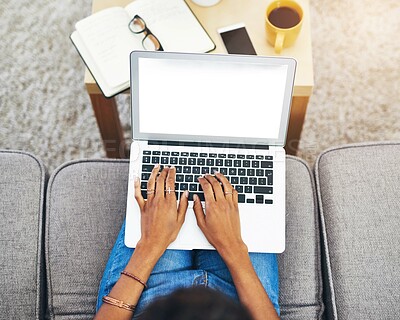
[{"x1": 97, "y1": 220, "x2": 280, "y2": 317}]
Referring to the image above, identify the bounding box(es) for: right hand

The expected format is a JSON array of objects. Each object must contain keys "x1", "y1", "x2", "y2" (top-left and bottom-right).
[{"x1": 193, "y1": 173, "x2": 247, "y2": 258}]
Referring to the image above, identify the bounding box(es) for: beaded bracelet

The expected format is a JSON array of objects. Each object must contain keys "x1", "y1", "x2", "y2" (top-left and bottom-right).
[
  {"x1": 121, "y1": 270, "x2": 147, "y2": 288},
  {"x1": 102, "y1": 295, "x2": 136, "y2": 312}
]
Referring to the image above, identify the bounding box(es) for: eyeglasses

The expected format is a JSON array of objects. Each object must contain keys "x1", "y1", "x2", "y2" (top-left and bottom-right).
[{"x1": 128, "y1": 15, "x2": 164, "y2": 51}]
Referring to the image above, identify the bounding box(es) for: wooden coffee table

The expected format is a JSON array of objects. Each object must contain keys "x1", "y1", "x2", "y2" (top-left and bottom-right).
[{"x1": 85, "y1": 0, "x2": 313, "y2": 158}]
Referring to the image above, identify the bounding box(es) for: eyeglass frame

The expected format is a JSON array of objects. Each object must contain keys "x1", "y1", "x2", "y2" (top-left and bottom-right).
[{"x1": 128, "y1": 15, "x2": 164, "y2": 51}]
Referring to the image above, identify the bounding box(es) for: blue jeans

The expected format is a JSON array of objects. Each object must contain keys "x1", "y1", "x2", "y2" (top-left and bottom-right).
[{"x1": 96, "y1": 221, "x2": 280, "y2": 318}]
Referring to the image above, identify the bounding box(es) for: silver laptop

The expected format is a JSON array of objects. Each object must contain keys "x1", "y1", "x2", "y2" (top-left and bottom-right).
[{"x1": 125, "y1": 51, "x2": 296, "y2": 253}]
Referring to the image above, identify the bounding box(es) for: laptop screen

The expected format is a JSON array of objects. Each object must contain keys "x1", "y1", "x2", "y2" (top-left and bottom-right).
[{"x1": 130, "y1": 51, "x2": 296, "y2": 146}]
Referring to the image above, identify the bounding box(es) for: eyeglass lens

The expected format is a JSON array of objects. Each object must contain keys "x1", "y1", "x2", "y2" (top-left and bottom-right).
[
  {"x1": 142, "y1": 34, "x2": 162, "y2": 51},
  {"x1": 130, "y1": 17, "x2": 146, "y2": 33}
]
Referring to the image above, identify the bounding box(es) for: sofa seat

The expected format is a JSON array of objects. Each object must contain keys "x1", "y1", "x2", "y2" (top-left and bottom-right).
[{"x1": 44, "y1": 156, "x2": 323, "y2": 320}]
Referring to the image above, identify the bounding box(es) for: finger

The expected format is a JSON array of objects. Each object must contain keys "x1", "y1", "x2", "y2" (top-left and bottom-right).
[
  {"x1": 232, "y1": 189, "x2": 239, "y2": 207},
  {"x1": 134, "y1": 176, "x2": 145, "y2": 210},
  {"x1": 215, "y1": 172, "x2": 234, "y2": 201},
  {"x1": 156, "y1": 166, "x2": 169, "y2": 197},
  {"x1": 177, "y1": 190, "x2": 189, "y2": 224},
  {"x1": 204, "y1": 174, "x2": 225, "y2": 202},
  {"x1": 198, "y1": 176, "x2": 216, "y2": 202},
  {"x1": 147, "y1": 164, "x2": 160, "y2": 199},
  {"x1": 192, "y1": 194, "x2": 206, "y2": 229},
  {"x1": 165, "y1": 166, "x2": 177, "y2": 201}
]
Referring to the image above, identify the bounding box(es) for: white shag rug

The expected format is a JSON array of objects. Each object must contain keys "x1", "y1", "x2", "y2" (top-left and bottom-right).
[{"x1": 0, "y1": 0, "x2": 399, "y2": 172}]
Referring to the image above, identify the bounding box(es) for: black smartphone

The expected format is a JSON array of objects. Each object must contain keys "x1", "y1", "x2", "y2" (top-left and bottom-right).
[{"x1": 218, "y1": 23, "x2": 257, "y2": 55}]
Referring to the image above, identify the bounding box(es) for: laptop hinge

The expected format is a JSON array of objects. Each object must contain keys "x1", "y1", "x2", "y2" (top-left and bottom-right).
[{"x1": 148, "y1": 140, "x2": 269, "y2": 150}]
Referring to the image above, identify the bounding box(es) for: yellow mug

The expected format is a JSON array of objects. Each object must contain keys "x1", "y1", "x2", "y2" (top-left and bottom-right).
[{"x1": 265, "y1": 0, "x2": 303, "y2": 54}]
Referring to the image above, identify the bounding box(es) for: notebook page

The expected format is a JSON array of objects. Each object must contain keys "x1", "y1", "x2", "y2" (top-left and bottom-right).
[
  {"x1": 75, "y1": 8, "x2": 141, "y2": 88},
  {"x1": 125, "y1": 0, "x2": 214, "y2": 53}
]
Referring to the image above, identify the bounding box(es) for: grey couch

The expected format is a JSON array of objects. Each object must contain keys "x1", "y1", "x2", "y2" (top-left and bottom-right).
[{"x1": 1, "y1": 142, "x2": 399, "y2": 320}]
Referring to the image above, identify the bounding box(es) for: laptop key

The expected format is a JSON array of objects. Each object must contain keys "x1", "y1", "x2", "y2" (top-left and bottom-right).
[
  {"x1": 258, "y1": 178, "x2": 267, "y2": 185},
  {"x1": 235, "y1": 185, "x2": 243, "y2": 193},
  {"x1": 170, "y1": 157, "x2": 178, "y2": 165},
  {"x1": 202, "y1": 167, "x2": 210, "y2": 174},
  {"x1": 237, "y1": 154, "x2": 245, "y2": 159},
  {"x1": 256, "y1": 195, "x2": 264, "y2": 204},
  {"x1": 254, "y1": 186, "x2": 273, "y2": 194},
  {"x1": 256, "y1": 169, "x2": 264, "y2": 176},
  {"x1": 142, "y1": 164, "x2": 153, "y2": 172},
  {"x1": 249, "y1": 177, "x2": 257, "y2": 185},
  {"x1": 190, "y1": 153, "x2": 198, "y2": 157},
  {"x1": 188, "y1": 192, "x2": 205, "y2": 202},
  {"x1": 231, "y1": 177, "x2": 239, "y2": 184},
  {"x1": 161, "y1": 157, "x2": 169, "y2": 164},
  {"x1": 247, "y1": 169, "x2": 255, "y2": 176},
  {"x1": 193, "y1": 167, "x2": 200, "y2": 174},
  {"x1": 265, "y1": 156, "x2": 273, "y2": 160},
  {"x1": 240, "y1": 177, "x2": 248, "y2": 184},
  {"x1": 183, "y1": 166, "x2": 191, "y2": 173},
  {"x1": 143, "y1": 150, "x2": 151, "y2": 155},
  {"x1": 189, "y1": 183, "x2": 197, "y2": 191},
  {"x1": 179, "y1": 158, "x2": 187, "y2": 165},
  {"x1": 238, "y1": 194, "x2": 246, "y2": 203},
  {"x1": 180, "y1": 183, "x2": 189, "y2": 191},
  {"x1": 252, "y1": 161, "x2": 260, "y2": 168},
  {"x1": 246, "y1": 199, "x2": 255, "y2": 203},
  {"x1": 176, "y1": 174, "x2": 184, "y2": 182},
  {"x1": 245, "y1": 186, "x2": 252, "y2": 193},
  {"x1": 228, "y1": 154, "x2": 236, "y2": 158},
  {"x1": 185, "y1": 175, "x2": 194, "y2": 182},
  {"x1": 234, "y1": 160, "x2": 241, "y2": 167},
  {"x1": 229, "y1": 168, "x2": 237, "y2": 176},
  {"x1": 220, "y1": 168, "x2": 228, "y2": 175},
  {"x1": 141, "y1": 173, "x2": 150, "y2": 181},
  {"x1": 197, "y1": 158, "x2": 205, "y2": 165},
  {"x1": 243, "y1": 160, "x2": 250, "y2": 167},
  {"x1": 238, "y1": 169, "x2": 246, "y2": 176},
  {"x1": 188, "y1": 158, "x2": 196, "y2": 165},
  {"x1": 206, "y1": 159, "x2": 214, "y2": 166},
  {"x1": 176, "y1": 166, "x2": 182, "y2": 173},
  {"x1": 265, "y1": 199, "x2": 273, "y2": 204},
  {"x1": 143, "y1": 156, "x2": 150, "y2": 163},
  {"x1": 261, "y1": 161, "x2": 273, "y2": 168},
  {"x1": 162, "y1": 151, "x2": 170, "y2": 156},
  {"x1": 172, "y1": 152, "x2": 179, "y2": 156},
  {"x1": 152, "y1": 156, "x2": 160, "y2": 163},
  {"x1": 152, "y1": 151, "x2": 161, "y2": 155}
]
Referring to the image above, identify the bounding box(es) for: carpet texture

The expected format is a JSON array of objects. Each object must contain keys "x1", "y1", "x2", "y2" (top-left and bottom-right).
[{"x1": 0, "y1": 0, "x2": 399, "y2": 171}]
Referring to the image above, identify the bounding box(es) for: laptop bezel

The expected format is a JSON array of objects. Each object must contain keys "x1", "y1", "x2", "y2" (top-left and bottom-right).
[{"x1": 130, "y1": 50, "x2": 296, "y2": 147}]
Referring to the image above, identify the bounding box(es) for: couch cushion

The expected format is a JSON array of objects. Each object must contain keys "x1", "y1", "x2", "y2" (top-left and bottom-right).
[
  {"x1": 45, "y1": 159, "x2": 129, "y2": 319},
  {"x1": 315, "y1": 142, "x2": 400, "y2": 320},
  {"x1": 46, "y1": 157, "x2": 322, "y2": 319},
  {"x1": 279, "y1": 156, "x2": 324, "y2": 320},
  {"x1": 0, "y1": 150, "x2": 47, "y2": 320}
]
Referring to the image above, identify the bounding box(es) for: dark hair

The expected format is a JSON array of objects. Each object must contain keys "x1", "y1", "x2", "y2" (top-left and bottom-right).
[{"x1": 140, "y1": 287, "x2": 253, "y2": 320}]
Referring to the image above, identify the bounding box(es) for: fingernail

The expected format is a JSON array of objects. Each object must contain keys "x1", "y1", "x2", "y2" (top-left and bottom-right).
[
  {"x1": 184, "y1": 190, "x2": 189, "y2": 198},
  {"x1": 170, "y1": 166, "x2": 175, "y2": 170},
  {"x1": 154, "y1": 164, "x2": 160, "y2": 168},
  {"x1": 193, "y1": 194, "x2": 198, "y2": 201}
]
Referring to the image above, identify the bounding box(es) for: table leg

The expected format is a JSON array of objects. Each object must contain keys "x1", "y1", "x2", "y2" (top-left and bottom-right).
[
  {"x1": 89, "y1": 93, "x2": 127, "y2": 159},
  {"x1": 285, "y1": 96, "x2": 309, "y2": 156}
]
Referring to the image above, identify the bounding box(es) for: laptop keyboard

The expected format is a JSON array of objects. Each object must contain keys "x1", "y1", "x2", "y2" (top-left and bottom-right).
[{"x1": 140, "y1": 150, "x2": 274, "y2": 204}]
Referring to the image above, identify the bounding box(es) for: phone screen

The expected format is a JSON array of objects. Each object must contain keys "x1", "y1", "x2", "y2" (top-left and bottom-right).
[{"x1": 219, "y1": 25, "x2": 257, "y2": 55}]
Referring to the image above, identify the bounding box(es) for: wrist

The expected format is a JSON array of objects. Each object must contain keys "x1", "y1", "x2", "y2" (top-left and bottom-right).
[
  {"x1": 124, "y1": 241, "x2": 165, "y2": 280},
  {"x1": 217, "y1": 241, "x2": 249, "y2": 267}
]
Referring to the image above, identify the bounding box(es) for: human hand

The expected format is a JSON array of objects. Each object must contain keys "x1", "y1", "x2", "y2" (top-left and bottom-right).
[
  {"x1": 134, "y1": 165, "x2": 189, "y2": 253},
  {"x1": 193, "y1": 173, "x2": 247, "y2": 260}
]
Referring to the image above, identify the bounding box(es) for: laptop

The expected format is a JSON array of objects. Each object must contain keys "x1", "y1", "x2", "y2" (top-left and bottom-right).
[{"x1": 125, "y1": 51, "x2": 296, "y2": 253}]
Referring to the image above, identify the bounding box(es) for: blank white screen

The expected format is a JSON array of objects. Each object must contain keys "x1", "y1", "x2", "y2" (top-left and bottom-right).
[{"x1": 138, "y1": 58, "x2": 288, "y2": 140}]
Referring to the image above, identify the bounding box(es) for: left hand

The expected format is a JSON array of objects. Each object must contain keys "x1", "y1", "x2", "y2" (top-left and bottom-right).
[{"x1": 134, "y1": 165, "x2": 189, "y2": 252}]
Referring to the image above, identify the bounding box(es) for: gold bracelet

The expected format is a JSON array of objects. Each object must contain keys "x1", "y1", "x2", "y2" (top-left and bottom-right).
[
  {"x1": 102, "y1": 295, "x2": 136, "y2": 312},
  {"x1": 121, "y1": 270, "x2": 147, "y2": 288}
]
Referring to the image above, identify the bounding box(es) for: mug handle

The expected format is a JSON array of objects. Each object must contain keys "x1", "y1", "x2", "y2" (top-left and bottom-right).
[{"x1": 274, "y1": 32, "x2": 285, "y2": 54}]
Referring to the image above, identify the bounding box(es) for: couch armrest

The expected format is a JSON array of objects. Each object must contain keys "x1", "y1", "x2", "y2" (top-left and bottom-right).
[
  {"x1": 0, "y1": 150, "x2": 47, "y2": 320},
  {"x1": 315, "y1": 142, "x2": 400, "y2": 320}
]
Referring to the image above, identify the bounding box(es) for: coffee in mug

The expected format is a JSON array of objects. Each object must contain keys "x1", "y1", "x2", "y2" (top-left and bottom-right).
[{"x1": 265, "y1": 0, "x2": 303, "y2": 54}]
